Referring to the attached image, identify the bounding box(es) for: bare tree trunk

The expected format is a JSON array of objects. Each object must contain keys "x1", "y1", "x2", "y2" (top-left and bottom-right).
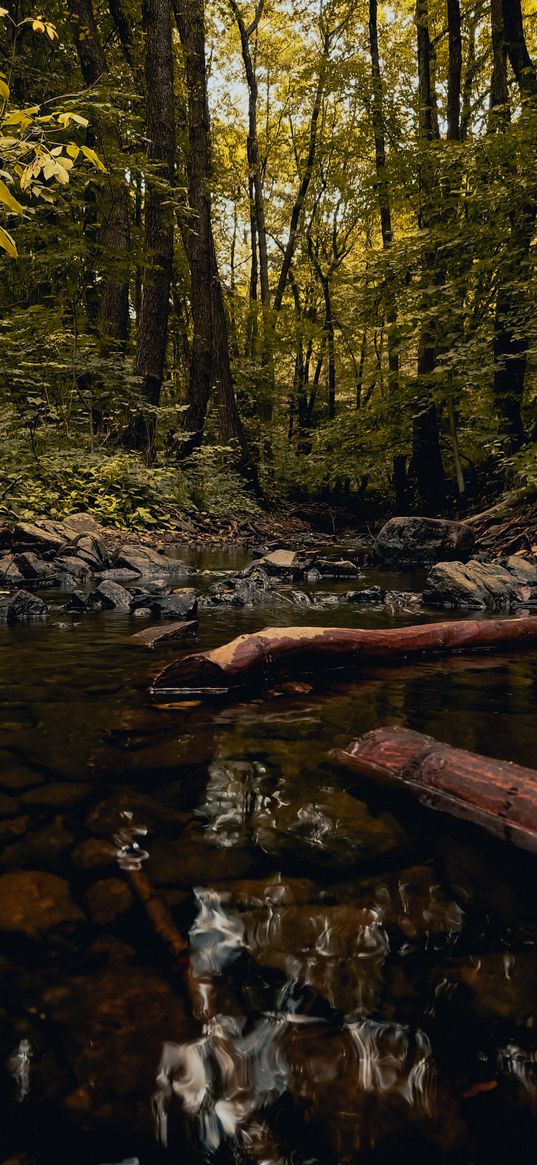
[
  {"x1": 273, "y1": 34, "x2": 329, "y2": 313},
  {"x1": 173, "y1": 0, "x2": 260, "y2": 491},
  {"x1": 127, "y1": 0, "x2": 175, "y2": 459},
  {"x1": 412, "y1": 0, "x2": 446, "y2": 512},
  {"x1": 68, "y1": 0, "x2": 130, "y2": 353},
  {"x1": 490, "y1": 0, "x2": 536, "y2": 452}
]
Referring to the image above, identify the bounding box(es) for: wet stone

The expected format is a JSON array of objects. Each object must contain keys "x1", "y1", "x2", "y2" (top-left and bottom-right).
[
  {"x1": 0, "y1": 870, "x2": 84, "y2": 936},
  {"x1": 130, "y1": 588, "x2": 198, "y2": 620},
  {"x1": 90, "y1": 580, "x2": 133, "y2": 611},
  {"x1": 20, "y1": 781, "x2": 92, "y2": 809},
  {"x1": 39, "y1": 968, "x2": 193, "y2": 1132},
  {"x1": 70, "y1": 837, "x2": 119, "y2": 871},
  {"x1": 1, "y1": 816, "x2": 75, "y2": 870},
  {"x1": 346, "y1": 585, "x2": 387, "y2": 603},
  {"x1": 149, "y1": 836, "x2": 256, "y2": 887},
  {"x1": 86, "y1": 790, "x2": 191, "y2": 838},
  {"x1": 84, "y1": 878, "x2": 134, "y2": 924},
  {"x1": 64, "y1": 590, "x2": 88, "y2": 613},
  {"x1": 0, "y1": 590, "x2": 48, "y2": 622}
]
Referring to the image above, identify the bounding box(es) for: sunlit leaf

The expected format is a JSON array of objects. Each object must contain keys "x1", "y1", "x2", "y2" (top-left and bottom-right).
[
  {"x1": 0, "y1": 177, "x2": 23, "y2": 215},
  {"x1": 0, "y1": 224, "x2": 17, "y2": 257}
]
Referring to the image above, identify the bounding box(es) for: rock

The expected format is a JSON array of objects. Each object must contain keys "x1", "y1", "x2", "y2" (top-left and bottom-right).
[
  {"x1": 90, "y1": 580, "x2": 133, "y2": 611},
  {"x1": 504, "y1": 555, "x2": 537, "y2": 585},
  {"x1": 200, "y1": 571, "x2": 271, "y2": 607},
  {"x1": 132, "y1": 619, "x2": 198, "y2": 646},
  {"x1": 245, "y1": 549, "x2": 312, "y2": 577},
  {"x1": 149, "y1": 836, "x2": 256, "y2": 887},
  {"x1": 53, "y1": 555, "x2": 92, "y2": 579},
  {"x1": 39, "y1": 968, "x2": 191, "y2": 1132},
  {"x1": 0, "y1": 590, "x2": 48, "y2": 622},
  {"x1": 62, "y1": 511, "x2": 101, "y2": 535},
  {"x1": 86, "y1": 789, "x2": 191, "y2": 838},
  {"x1": 115, "y1": 545, "x2": 191, "y2": 576},
  {"x1": 374, "y1": 516, "x2": 475, "y2": 567},
  {"x1": 422, "y1": 559, "x2": 527, "y2": 609},
  {"x1": 64, "y1": 590, "x2": 88, "y2": 613},
  {"x1": 84, "y1": 878, "x2": 134, "y2": 924},
  {"x1": 71, "y1": 838, "x2": 119, "y2": 871},
  {"x1": 0, "y1": 871, "x2": 84, "y2": 936},
  {"x1": 312, "y1": 558, "x2": 363, "y2": 579},
  {"x1": 132, "y1": 607, "x2": 151, "y2": 618},
  {"x1": 20, "y1": 781, "x2": 91, "y2": 809},
  {"x1": 70, "y1": 533, "x2": 108, "y2": 569},
  {"x1": 10, "y1": 521, "x2": 66, "y2": 555},
  {"x1": 0, "y1": 554, "x2": 25, "y2": 585},
  {"x1": 346, "y1": 585, "x2": 387, "y2": 603},
  {"x1": 95, "y1": 568, "x2": 141, "y2": 584},
  {"x1": 14, "y1": 551, "x2": 61, "y2": 582},
  {"x1": 1, "y1": 816, "x2": 75, "y2": 870},
  {"x1": 130, "y1": 588, "x2": 198, "y2": 620},
  {"x1": 213, "y1": 875, "x2": 317, "y2": 907}
]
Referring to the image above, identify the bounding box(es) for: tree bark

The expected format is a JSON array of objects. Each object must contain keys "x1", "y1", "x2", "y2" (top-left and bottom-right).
[
  {"x1": 412, "y1": 0, "x2": 446, "y2": 512},
  {"x1": 68, "y1": 0, "x2": 130, "y2": 353},
  {"x1": 273, "y1": 34, "x2": 329, "y2": 313},
  {"x1": 336, "y1": 726, "x2": 537, "y2": 854},
  {"x1": 150, "y1": 616, "x2": 537, "y2": 695},
  {"x1": 490, "y1": 0, "x2": 536, "y2": 452},
  {"x1": 127, "y1": 0, "x2": 175, "y2": 459}
]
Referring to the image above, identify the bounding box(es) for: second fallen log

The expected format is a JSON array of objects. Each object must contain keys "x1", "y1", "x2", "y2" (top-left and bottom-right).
[
  {"x1": 150, "y1": 616, "x2": 537, "y2": 695},
  {"x1": 335, "y1": 726, "x2": 537, "y2": 854}
]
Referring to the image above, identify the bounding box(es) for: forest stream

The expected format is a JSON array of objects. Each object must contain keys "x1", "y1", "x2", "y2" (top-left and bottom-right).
[{"x1": 1, "y1": 544, "x2": 537, "y2": 1165}]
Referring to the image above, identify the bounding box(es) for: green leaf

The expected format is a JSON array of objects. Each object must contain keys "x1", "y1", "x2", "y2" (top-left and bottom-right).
[
  {"x1": 0, "y1": 177, "x2": 23, "y2": 215},
  {"x1": 0, "y1": 224, "x2": 18, "y2": 256}
]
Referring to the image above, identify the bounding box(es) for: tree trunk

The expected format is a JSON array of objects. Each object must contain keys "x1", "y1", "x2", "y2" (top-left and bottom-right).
[
  {"x1": 68, "y1": 0, "x2": 130, "y2": 353},
  {"x1": 490, "y1": 0, "x2": 536, "y2": 452},
  {"x1": 150, "y1": 616, "x2": 537, "y2": 695},
  {"x1": 273, "y1": 36, "x2": 329, "y2": 313},
  {"x1": 336, "y1": 726, "x2": 537, "y2": 854},
  {"x1": 412, "y1": 0, "x2": 446, "y2": 512},
  {"x1": 127, "y1": 0, "x2": 175, "y2": 459}
]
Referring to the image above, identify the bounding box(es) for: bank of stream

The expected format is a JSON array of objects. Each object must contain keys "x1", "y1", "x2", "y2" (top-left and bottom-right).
[{"x1": 0, "y1": 545, "x2": 536, "y2": 1165}]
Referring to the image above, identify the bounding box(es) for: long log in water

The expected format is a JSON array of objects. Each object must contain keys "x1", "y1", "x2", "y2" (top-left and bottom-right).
[
  {"x1": 336, "y1": 726, "x2": 537, "y2": 854},
  {"x1": 150, "y1": 616, "x2": 537, "y2": 695}
]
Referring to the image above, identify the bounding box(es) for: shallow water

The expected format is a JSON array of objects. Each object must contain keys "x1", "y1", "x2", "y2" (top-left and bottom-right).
[{"x1": 1, "y1": 547, "x2": 537, "y2": 1165}]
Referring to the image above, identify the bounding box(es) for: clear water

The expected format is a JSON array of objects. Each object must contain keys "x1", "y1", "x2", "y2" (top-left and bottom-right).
[{"x1": 0, "y1": 547, "x2": 536, "y2": 1164}]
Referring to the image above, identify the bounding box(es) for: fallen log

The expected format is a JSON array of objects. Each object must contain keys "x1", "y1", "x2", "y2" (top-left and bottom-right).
[
  {"x1": 335, "y1": 726, "x2": 537, "y2": 854},
  {"x1": 150, "y1": 616, "x2": 537, "y2": 695}
]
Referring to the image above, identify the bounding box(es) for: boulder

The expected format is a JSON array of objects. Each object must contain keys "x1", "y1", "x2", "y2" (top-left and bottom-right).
[
  {"x1": 374, "y1": 516, "x2": 475, "y2": 567},
  {"x1": 245, "y1": 549, "x2": 312, "y2": 577},
  {"x1": 13, "y1": 551, "x2": 59, "y2": 582},
  {"x1": 115, "y1": 545, "x2": 191, "y2": 576},
  {"x1": 84, "y1": 878, "x2": 134, "y2": 925},
  {"x1": 0, "y1": 589, "x2": 48, "y2": 621},
  {"x1": 422, "y1": 559, "x2": 530, "y2": 609},
  {"x1": 312, "y1": 558, "x2": 363, "y2": 579},
  {"x1": 53, "y1": 555, "x2": 92, "y2": 579},
  {"x1": 504, "y1": 555, "x2": 537, "y2": 585},
  {"x1": 70, "y1": 533, "x2": 108, "y2": 569},
  {"x1": 64, "y1": 590, "x2": 89, "y2": 613},
  {"x1": 0, "y1": 870, "x2": 84, "y2": 936},
  {"x1": 130, "y1": 587, "x2": 197, "y2": 619},
  {"x1": 0, "y1": 554, "x2": 25, "y2": 586},
  {"x1": 90, "y1": 580, "x2": 133, "y2": 611},
  {"x1": 9, "y1": 521, "x2": 66, "y2": 555},
  {"x1": 200, "y1": 571, "x2": 271, "y2": 607}
]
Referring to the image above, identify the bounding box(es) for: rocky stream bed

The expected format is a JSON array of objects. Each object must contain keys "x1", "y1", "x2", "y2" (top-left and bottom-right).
[{"x1": 1, "y1": 516, "x2": 537, "y2": 1165}]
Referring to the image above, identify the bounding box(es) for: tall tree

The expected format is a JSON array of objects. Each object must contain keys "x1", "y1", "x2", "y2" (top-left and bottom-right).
[
  {"x1": 128, "y1": 0, "x2": 176, "y2": 457},
  {"x1": 411, "y1": 0, "x2": 446, "y2": 511},
  {"x1": 68, "y1": 0, "x2": 130, "y2": 352}
]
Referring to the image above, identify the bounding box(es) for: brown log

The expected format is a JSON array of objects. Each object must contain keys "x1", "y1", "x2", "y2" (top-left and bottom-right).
[
  {"x1": 151, "y1": 616, "x2": 537, "y2": 695},
  {"x1": 335, "y1": 726, "x2": 537, "y2": 854}
]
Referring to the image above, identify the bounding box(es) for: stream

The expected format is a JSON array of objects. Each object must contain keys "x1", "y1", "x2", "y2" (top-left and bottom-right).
[{"x1": 1, "y1": 545, "x2": 536, "y2": 1164}]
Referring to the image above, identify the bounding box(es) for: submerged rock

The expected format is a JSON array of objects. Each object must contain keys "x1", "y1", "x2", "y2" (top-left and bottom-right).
[
  {"x1": 84, "y1": 878, "x2": 134, "y2": 924},
  {"x1": 200, "y1": 570, "x2": 271, "y2": 607},
  {"x1": 375, "y1": 516, "x2": 475, "y2": 567},
  {"x1": 131, "y1": 588, "x2": 198, "y2": 620},
  {"x1": 346, "y1": 585, "x2": 387, "y2": 603},
  {"x1": 0, "y1": 870, "x2": 84, "y2": 936}
]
